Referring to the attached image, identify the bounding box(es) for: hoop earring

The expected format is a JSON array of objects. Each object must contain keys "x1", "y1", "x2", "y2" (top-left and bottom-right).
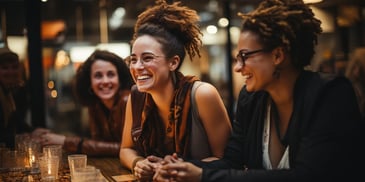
[{"x1": 273, "y1": 67, "x2": 281, "y2": 79}]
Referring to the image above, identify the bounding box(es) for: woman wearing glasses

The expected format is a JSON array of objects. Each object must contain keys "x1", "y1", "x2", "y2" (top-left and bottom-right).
[
  {"x1": 153, "y1": 0, "x2": 364, "y2": 181},
  {"x1": 119, "y1": 0, "x2": 232, "y2": 181}
]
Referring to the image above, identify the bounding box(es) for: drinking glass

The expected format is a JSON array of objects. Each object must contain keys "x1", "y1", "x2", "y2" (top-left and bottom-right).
[
  {"x1": 43, "y1": 145, "x2": 63, "y2": 169},
  {"x1": 68, "y1": 154, "x2": 87, "y2": 180},
  {"x1": 38, "y1": 155, "x2": 59, "y2": 181}
]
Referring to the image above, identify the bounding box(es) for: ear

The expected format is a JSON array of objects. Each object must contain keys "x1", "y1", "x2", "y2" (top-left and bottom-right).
[
  {"x1": 169, "y1": 55, "x2": 180, "y2": 71},
  {"x1": 272, "y1": 47, "x2": 285, "y2": 65}
]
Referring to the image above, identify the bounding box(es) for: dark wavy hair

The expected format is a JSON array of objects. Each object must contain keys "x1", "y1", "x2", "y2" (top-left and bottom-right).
[
  {"x1": 238, "y1": 0, "x2": 322, "y2": 69},
  {"x1": 131, "y1": 0, "x2": 202, "y2": 70},
  {"x1": 74, "y1": 50, "x2": 134, "y2": 106}
]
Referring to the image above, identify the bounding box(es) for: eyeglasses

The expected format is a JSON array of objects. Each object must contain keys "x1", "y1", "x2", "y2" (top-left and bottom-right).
[
  {"x1": 235, "y1": 49, "x2": 266, "y2": 66},
  {"x1": 129, "y1": 53, "x2": 164, "y2": 67}
]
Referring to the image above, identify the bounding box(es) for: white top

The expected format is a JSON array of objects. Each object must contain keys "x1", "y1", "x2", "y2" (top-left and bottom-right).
[{"x1": 262, "y1": 103, "x2": 290, "y2": 170}]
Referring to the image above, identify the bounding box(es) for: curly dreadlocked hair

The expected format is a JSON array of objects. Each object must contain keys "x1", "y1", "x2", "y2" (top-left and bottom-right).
[
  {"x1": 238, "y1": 0, "x2": 322, "y2": 69},
  {"x1": 131, "y1": 0, "x2": 202, "y2": 70}
]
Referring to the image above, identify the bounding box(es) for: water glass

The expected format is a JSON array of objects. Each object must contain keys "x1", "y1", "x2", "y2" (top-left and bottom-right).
[
  {"x1": 73, "y1": 165, "x2": 100, "y2": 182},
  {"x1": 68, "y1": 154, "x2": 87, "y2": 180},
  {"x1": 43, "y1": 145, "x2": 63, "y2": 169},
  {"x1": 38, "y1": 155, "x2": 59, "y2": 181}
]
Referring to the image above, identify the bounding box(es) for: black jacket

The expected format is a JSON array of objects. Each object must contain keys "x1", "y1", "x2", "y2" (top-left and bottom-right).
[{"x1": 194, "y1": 71, "x2": 364, "y2": 182}]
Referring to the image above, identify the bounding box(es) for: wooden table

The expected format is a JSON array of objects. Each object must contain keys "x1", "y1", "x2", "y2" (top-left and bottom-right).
[
  {"x1": 88, "y1": 157, "x2": 134, "y2": 182},
  {"x1": 0, "y1": 157, "x2": 134, "y2": 182}
]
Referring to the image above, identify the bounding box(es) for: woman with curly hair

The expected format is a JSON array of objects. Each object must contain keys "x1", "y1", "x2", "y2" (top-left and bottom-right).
[
  {"x1": 39, "y1": 50, "x2": 134, "y2": 157},
  {"x1": 153, "y1": 0, "x2": 364, "y2": 181},
  {"x1": 119, "y1": 0, "x2": 232, "y2": 181}
]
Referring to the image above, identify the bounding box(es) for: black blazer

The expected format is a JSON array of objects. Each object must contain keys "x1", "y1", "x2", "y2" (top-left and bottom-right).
[{"x1": 194, "y1": 71, "x2": 364, "y2": 182}]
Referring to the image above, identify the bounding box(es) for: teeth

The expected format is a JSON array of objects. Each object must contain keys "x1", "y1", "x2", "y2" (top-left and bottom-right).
[
  {"x1": 137, "y1": 75, "x2": 150, "y2": 80},
  {"x1": 99, "y1": 87, "x2": 111, "y2": 91},
  {"x1": 243, "y1": 73, "x2": 252, "y2": 80}
]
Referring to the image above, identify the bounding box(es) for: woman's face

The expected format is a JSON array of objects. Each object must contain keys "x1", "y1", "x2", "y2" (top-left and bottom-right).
[
  {"x1": 130, "y1": 35, "x2": 172, "y2": 93},
  {"x1": 233, "y1": 31, "x2": 276, "y2": 92},
  {"x1": 90, "y1": 60, "x2": 120, "y2": 104},
  {"x1": 0, "y1": 61, "x2": 20, "y2": 88}
]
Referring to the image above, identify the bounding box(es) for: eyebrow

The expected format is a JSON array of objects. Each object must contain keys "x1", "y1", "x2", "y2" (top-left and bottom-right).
[
  {"x1": 238, "y1": 49, "x2": 252, "y2": 53},
  {"x1": 130, "y1": 52, "x2": 158, "y2": 56}
]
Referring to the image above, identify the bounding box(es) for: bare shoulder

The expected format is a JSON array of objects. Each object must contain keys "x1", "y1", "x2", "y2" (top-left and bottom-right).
[{"x1": 194, "y1": 81, "x2": 221, "y2": 101}]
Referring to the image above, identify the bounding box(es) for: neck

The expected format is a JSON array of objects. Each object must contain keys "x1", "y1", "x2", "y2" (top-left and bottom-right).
[
  {"x1": 267, "y1": 68, "x2": 300, "y2": 139},
  {"x1": 102, "y1": 98, "x2": 115, "y2": 109},
  {"x1": 267, "y1": 68, "x2": 300, "y2": 106},
  {"x1": 150, "y1": 82, "x2": 175, "y2": 119}
]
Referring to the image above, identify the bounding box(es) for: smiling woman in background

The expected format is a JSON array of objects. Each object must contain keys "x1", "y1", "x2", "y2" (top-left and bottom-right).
[{"x1": 39, "y1": 50, "x2": 134, "y2": 157}]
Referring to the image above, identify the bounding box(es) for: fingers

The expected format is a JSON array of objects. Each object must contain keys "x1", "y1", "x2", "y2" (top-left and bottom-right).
[
  {"x1": 134, "y1": 166, "x2": 153, "y2": 180},
  {"x1": 163, "y1": 153, "x2": 182, "y2": 164},
  {"x1": 147, "y1": 155, "x2": 163, "y2": 163},
  {"x1": 153, "y1": 170, "x2": 172, "y2": 182},
  {"x1": 40, "y1": 134, "x2": 50, "y2": 146},
  {"x1": 32, "y1": 128, "x2": 50, "y2": 137},
  {"x1": 163, "y1": 163, "x2": 186, "y2": 171},
  {"x1": 164, "y1": 155, "x2": 176, "y2": 163},
  {"x1": 172, "y1": 153, "x2": 179, "y2": 159},
  {"x1": 134, "y1": 158, "x2": 156, "y2": 181},
  {"x1": 153, "y1": 165, "x2": 178, "y2": 182}
]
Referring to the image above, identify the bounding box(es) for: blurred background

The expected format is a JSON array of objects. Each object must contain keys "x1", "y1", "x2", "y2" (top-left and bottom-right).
[{"x1": 1, "y1": 0, "x2": 364, "y2": 136}]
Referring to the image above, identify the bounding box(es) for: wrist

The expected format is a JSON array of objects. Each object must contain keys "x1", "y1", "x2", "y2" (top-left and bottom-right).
[{"x1": 131, "y1": 156, "x2": 144, "y2": 173}]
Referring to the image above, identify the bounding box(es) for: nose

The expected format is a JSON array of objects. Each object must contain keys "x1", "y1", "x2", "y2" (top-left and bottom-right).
[
  {"x1": 233, "y1": 62, "x2": 243, "y2": 73},
  {"x1": 132, "y1": 59, "x2": 145, "y2": 69},
  {"x1": 101, "y1": 76, "x2": 110, "y2": 83}
]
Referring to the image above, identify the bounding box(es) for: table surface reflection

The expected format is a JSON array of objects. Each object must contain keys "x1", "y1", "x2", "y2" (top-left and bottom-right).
[
  {"x1": 88, "y1": 157, "x2": 133, "y2": 182},
  {"x1": 0, "y1": 157, "x2": 133, "y2": 182}
]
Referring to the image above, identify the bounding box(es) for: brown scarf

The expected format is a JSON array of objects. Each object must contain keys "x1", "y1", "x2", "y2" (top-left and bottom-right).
[{"x1": 131, "y1": 72, "x2": 199, "y2": 158}]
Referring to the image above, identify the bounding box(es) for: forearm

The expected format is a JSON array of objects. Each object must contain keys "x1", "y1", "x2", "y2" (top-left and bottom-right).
[
  {"x1": 63, "y1": 136, "x2": 82, "y2": 153},
  {"x1": 64, "y1": 136, "x2": 120, "y2": 157},
  {"x1": 119, "y1": 148, "x2": 144, "y2": 170},
  {"x1": 82, "y1": 139, "x2": 120, "y2": 156}
]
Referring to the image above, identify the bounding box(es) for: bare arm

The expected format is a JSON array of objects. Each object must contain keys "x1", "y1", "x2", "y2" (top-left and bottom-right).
[
  {"x1": 194, "y1": 82, "x2": 232, "y2": 159},
  {"x1": 119, "y1": 95, "x2": 142, "y2": 169}
]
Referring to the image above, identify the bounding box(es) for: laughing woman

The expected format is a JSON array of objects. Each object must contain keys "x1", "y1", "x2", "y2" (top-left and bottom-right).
[{"x1": 119, "y1": 0, "x2": 232, "y2": 181}]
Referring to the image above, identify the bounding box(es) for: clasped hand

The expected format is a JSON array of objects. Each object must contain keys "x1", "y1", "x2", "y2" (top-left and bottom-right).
[{"x1": 151, "y1": 153, "x2": 202, "y2": 182}]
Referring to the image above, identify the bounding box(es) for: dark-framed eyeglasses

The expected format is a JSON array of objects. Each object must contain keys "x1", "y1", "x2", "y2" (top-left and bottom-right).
[
  {"x1": 129, "y1": 52, "x2": 164, "y2": 67},
  {"x1": 235, "y1": 49, "x2": 266, "y2": 66}
]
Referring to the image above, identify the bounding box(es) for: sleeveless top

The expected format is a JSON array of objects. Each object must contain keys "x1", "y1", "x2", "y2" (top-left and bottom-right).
[{"x1": 130, "y1": 73, "x2": 211, "y2": 159}]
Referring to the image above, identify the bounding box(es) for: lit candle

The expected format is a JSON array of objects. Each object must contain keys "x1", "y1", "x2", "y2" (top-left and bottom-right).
[
  {"x1": 28, "y1": 148, "x2": 36, "y2": 167},
  {"x1": 48, "y1": 159, "x2": 52, "y2": 174}
]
